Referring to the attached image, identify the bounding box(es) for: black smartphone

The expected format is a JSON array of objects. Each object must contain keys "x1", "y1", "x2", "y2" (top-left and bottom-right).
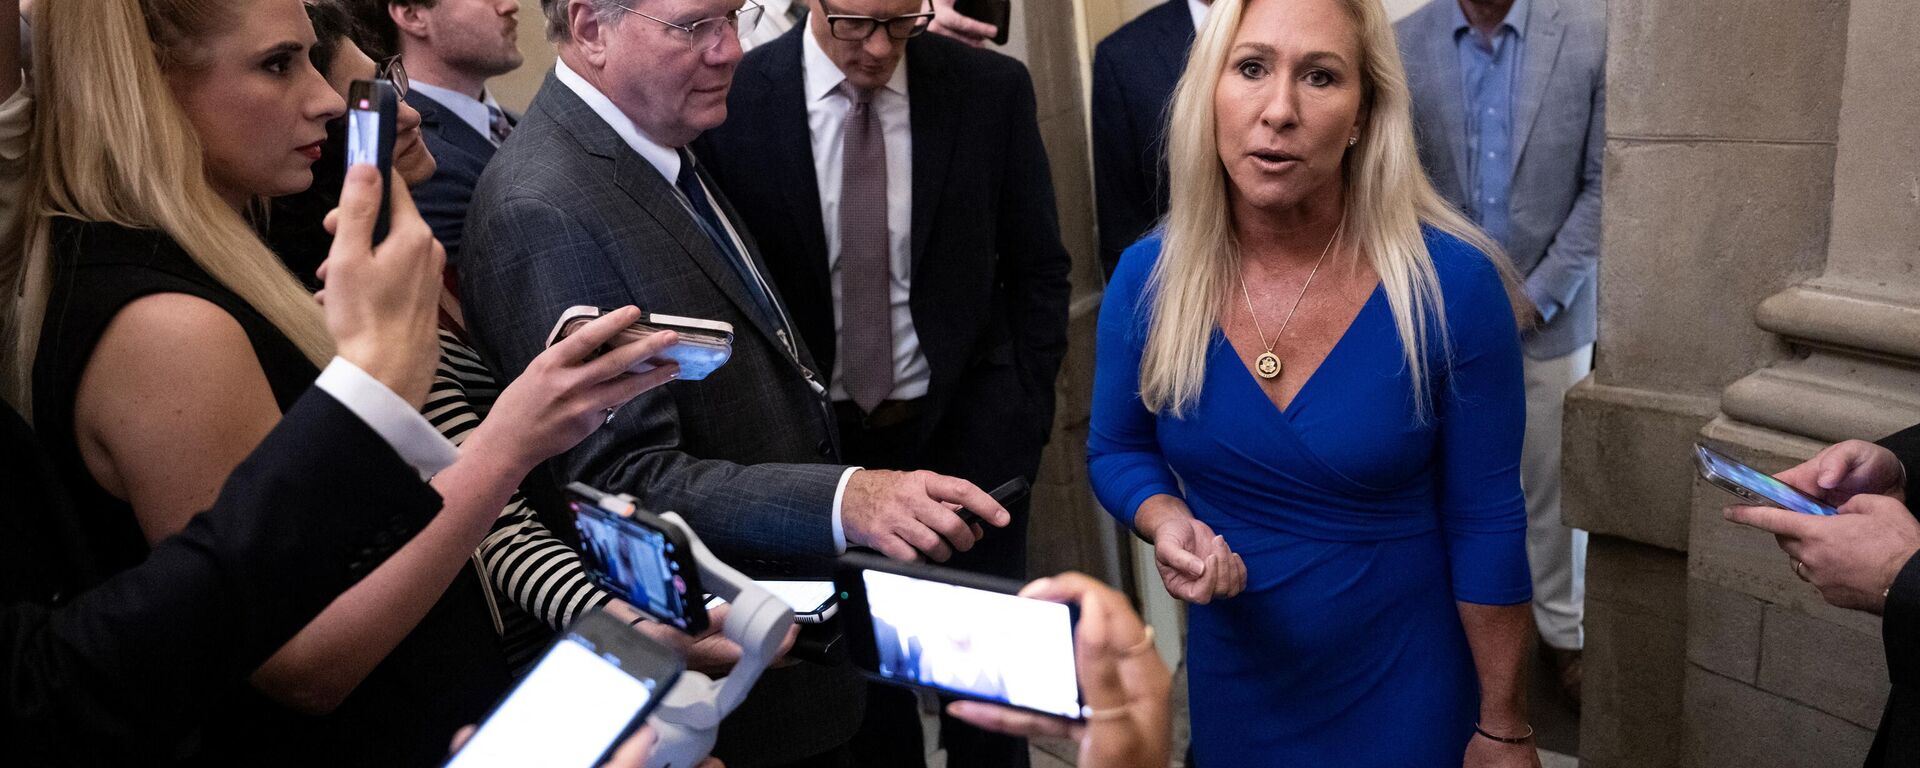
[
  {"x1": 568, "y1": 482, "x2": 712, "y2": 633},
  {"x1": 345, "y1": 79, "x2": 398, "y2": 242},
  {"x1": 835, "y1": 552, "x2": 1084, "y2": 720},
  {"x1": 1695, "y1": 443, "x2": 1839, "y2": 516},
  {"x1": 443, "y1": 609, "x2": 684, "y2": 768},
  {"x1": 956, "y1": 476, "x2": 1031, "y2": 528},
  {"x1": 952, "y1": 0, "x2": 1011, "y2": 45}
]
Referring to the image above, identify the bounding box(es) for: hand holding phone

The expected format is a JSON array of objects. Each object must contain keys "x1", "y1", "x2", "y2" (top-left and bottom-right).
[
  {"x1": 836, "y1": 553, "x2": 1084, "y2": 720},
  {"x1": 1696, "y1": 443, "x2": 1840, "y2": 516},
  {"x1": 345, "y1": 79, "x2": 398, "y2": 242},
  {"x1": 946, "y1": 572, "x2": 1173, "y2": 767},
  {"x1": 547, "y1": 305, "x2": 734, "y2": 380},
  {"x1": 444, "y1": 610, "x2": 683, "y2": 768},
  {"x1": 570, "y1": 483, "x2": 712, "y2": 633}
]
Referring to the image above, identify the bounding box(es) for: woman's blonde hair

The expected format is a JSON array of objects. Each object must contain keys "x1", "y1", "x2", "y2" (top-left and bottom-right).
[
  {"x1": 1140, "y1": 0, "x2": 1520, "y2": 419},
  {"x1": 3, "y1": 0, "x2": 332, "y2": 413}
]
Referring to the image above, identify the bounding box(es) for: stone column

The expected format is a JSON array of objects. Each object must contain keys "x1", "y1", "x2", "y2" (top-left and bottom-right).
[
  {"x1": 1679, "y1": 1, "x2": 1920, "y2": 766},
  {"x1": 1561, "y1": 0, "x2": 1852, "y2": 766}
]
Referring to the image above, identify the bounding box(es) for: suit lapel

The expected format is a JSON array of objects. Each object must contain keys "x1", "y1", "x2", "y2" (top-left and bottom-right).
[
  {"x1": 1420, "y1": 5, "x2": 1473, "y2": 202},
  {"x1": 410, "y1": 90, "x2": 499, "y2": 164},
  {"x1": 1153, "y1": 0, "x2": 1195, "y2": 82},
  {"x1": 538, "y1": 75, "x2": 790, "y2": 351},
  {"x1": 762, "y1": 38, "x2": 833, "y2": 301},
  {"x1": 907, "y1": 41, "x2": 960, "y2": 276},
  {"x1": 1509, "y1": 0, "x2": 1565, "y2": 175}
]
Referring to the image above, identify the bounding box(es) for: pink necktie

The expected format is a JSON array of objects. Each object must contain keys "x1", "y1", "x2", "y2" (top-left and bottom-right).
[{"x1": 838, "y1": 83, "x2": 894, "y2": 413}]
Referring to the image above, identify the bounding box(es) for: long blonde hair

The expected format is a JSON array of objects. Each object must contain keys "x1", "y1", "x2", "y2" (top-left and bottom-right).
[
  {"x1": 1140, "y1": 0, "x2": 1518, "y2": 420},
  {"x1": 3, "y1": 0, "x2": 333, "y2": 413}
]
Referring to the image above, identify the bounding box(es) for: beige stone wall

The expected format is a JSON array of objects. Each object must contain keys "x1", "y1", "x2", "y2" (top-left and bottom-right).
[{"x1": 1569, "y1": 0, "x2": 1920, "y2": 765}]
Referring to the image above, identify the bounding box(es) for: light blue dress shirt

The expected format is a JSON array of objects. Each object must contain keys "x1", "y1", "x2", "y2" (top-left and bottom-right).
[{"x1": 1453, "y1": 0, "x2": 1528, "y2": 253}]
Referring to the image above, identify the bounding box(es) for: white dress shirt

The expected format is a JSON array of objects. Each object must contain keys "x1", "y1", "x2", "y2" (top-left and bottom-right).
[
  {"x1": 1188, "y1": 0, "x2": 1211, "y2": 30},
  {"x1": 801, "y1": 30, "x2": 930, "y2": 405},
  {"x1": 407, "y1": 80, "x2": 507, "y2": 146},
  {"x1": 313, "y1": 358, "x2": 461, "y2": 479},
  {"x1": 552, "y1": 59, "x2": 856, "y2": 552}
]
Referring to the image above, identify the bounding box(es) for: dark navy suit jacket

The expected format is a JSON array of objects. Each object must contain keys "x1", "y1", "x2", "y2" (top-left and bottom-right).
[
  {"x1": 693, "y1": 28, "x2": 1072, "y2": 536},
  {"x1": 408, "y1": 89, "x2": 507, "y2": 266},
  {"x1": 1091, "y1": 0, "x2": 1193, "y2": 279}
]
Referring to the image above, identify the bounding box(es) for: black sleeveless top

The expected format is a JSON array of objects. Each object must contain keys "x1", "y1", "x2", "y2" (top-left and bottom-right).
[{"x1": 32, "y1": 218, "x2": 511, "y2": 766}]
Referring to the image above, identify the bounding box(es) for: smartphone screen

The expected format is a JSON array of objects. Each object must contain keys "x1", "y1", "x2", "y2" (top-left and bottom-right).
[
  {"x1": 1697, "y1": 445, "x2": 1839, "y2": 516},
  {"x1": 858, "y1": 569, "x2": 1081, "y2": 719},
  {"x1": 445, "y1": 620, "x2": 672, "y2": 768},
  {"x1": 761, "y1": 580, "x2": 836, "y2": 614},
  {"x1": 574, "y1": 504, "x2": 700, "y2": 630},
  {"x1": 346, "y1": 106, "x2": 381, "y2": 167}
]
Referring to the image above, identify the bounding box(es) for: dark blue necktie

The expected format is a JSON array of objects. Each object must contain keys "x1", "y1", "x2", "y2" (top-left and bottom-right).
[{"x1": 674, "y1": 149, "x2": 779, "y2": 327}]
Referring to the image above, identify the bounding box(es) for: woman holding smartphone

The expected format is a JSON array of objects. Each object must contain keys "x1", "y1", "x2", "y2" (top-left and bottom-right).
[{"x1": 10, "y1": 0, "x2": 677, "y2": 762}]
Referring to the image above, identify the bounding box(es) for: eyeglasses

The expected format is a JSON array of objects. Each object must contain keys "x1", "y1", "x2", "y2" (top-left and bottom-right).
[
  {"x1": 820, "y1": 0, "x2": 934, "y2": 41},
  {"x1": 377, "y1": 55, "x2": 410, "y2": 102},
  {"x1": 613, "y1": 0, "x2": 765, "y2": 51}
]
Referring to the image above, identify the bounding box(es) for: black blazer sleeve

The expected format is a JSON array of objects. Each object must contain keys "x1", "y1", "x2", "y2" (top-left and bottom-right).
[
  {"x1": 1878, "y1": 424, "x2": 1920, "y2": 505},
  {"x1": 0, "y1": 387, "x2": 443, "y2": 762},
  {"x1": 997, "y1": 66, "x2": 1073, "y2": 436}
]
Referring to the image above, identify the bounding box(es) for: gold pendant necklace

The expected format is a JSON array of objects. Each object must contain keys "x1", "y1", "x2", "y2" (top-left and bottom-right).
[{"x1": 1239, "y1": 213, "x2": 1345, "y2": 381}]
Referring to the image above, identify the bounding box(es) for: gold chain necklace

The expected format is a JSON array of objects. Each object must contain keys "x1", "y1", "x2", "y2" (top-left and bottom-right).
[{"x1": 1238, "y1": 213, "x2": 1346, "y2": 380}]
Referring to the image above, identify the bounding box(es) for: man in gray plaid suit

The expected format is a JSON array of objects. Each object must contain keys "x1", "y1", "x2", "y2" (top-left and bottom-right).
[
  {"x1": 457, "y1": 0, "x2": 1011, "y2": 763},
  {"x1": 1397, "y1": 0, "x2": 1606, "y2": 710}
]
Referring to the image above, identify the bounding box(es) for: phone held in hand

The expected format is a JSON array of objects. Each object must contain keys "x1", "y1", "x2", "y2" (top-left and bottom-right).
[
  {"x1": 952, "y1": 0, "x2": 1011, "y2": 45},
  {"x1": 568, "y1": 482, "x2": 712, "y2": 633},
  {"x1": 956, "y1": 476, "x2": 1031, "y2": 529},
  {"x1": 835, "y1": 553, "x2": 1084, "y2": 721},
  {"x1": 344, "y1": 79, "x2": 398, "y2": 242},
  {"x1": 705, "y1": 579, "x2": 840, "y2": 624},
  {"x1": 545, "y1": 305, "x2": 735, "y2": 380},
  {"x1": 1695, "y1": 442, "x2": 1840, "y2": 517},
  {"x1": 443, "y1": 609, "x2": 683, "y2": 768}
]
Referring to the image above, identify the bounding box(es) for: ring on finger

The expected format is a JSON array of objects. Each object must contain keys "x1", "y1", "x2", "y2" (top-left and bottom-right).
[
  {"x1": 1121, "y1": 625, "x2": 1157, "y2": 657},
  {"x1": 603, "y1": 407, "x2": 618, "y2": 426},
  {"x1": 1792, "y1": 559, "x2": 1810, "y2": 582}
]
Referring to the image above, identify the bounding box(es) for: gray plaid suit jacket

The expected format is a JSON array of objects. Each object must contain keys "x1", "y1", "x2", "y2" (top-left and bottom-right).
[
  {"x1": 1397, "y1": 0, "x2": 1606, "y2": 360},
  {"x1": 459, "y1": 71, "x2": 861, "y2": 763}
]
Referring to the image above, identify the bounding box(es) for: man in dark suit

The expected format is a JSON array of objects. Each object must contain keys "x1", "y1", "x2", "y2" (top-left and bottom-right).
[
  {"x1": 693, "y1": 7, "x2": 1070, "y2": 764},
  {"x1": 1, "y1": 165, "x2": 456, "y2": 764},
  {"x1": 1724, "y1": 432, "x2": 1920, "y2": 767},
  {"x1": 355, "y1": 0, "x2": 524, "y2": 264},
  {"x1": 458, "y1": 0, "x2": 1010, "y2": 763},
  {"x1": 1090, "y1": 0, "x2": 1206, "y2": 279}
]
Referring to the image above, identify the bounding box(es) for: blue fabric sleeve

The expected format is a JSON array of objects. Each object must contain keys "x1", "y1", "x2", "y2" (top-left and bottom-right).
[
  {"x1": 1433, "y1": 237, "x2": 1534, "y2": 606},
  {"x1": 1087, "y1": 239, "x2": 1185, "y2": 529}
]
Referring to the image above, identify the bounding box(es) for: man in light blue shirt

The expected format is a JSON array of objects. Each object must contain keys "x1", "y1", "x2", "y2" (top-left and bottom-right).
[{"x1": 1398, "y1": 0, "x2": 1607, "y2": 710}]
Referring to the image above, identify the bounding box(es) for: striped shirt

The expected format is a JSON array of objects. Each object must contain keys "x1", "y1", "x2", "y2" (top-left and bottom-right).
[{"x1": 428, "y1": 331, "x2": 614, "y2": 669}]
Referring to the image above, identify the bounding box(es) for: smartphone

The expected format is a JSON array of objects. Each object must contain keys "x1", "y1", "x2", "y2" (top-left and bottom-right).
[
  {"x1": 955, "y1": 476, "x2": 1031, "y2": 529},
  {"x1": 444, "y1": 609, "x2": 683, "y2": 768},
  {"x1": 835, "y1": 552, "x2": 1083, "y2": 720},
  {"x1": 706, "y1": 579, "x2": 839, "y2": 623},
  {"x1": 952, "y1": 0, "x2": 1011, "y2": 45},
  {"x1": 546, "y1": 305, "x2": 735, "y2": 381},
  {"x1": 569, "y1": 482, "x2": 712, "y2": 633},
  {"x1": 1695, "y1": 443, "x2": 1839, "y2": 517},
  {"x1": 344, "y1": 79, "x2": 398, "y2": 242}
]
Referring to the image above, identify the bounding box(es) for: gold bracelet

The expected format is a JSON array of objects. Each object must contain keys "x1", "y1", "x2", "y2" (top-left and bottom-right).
[{"x1": 1474, "y1": 723, "x2": 1534, "y2": 744}]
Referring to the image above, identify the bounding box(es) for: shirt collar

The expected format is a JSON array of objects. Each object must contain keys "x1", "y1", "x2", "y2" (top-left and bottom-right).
[
  {"x1": 406, "y1": 80, "x2": 500, "y2": 142},
  {"x1": 1187, "y1": 0, "x2": 1209, "y2": 31},
  {"x1": 1451, "y1": 0, "x2": 1529, "y2": 40},
  {"x1": 554, "y1": 58, "x2": 682, "y2": 182},
  {"x1": 801, "y1": 23, "x2": 910, "y2": 104}
]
